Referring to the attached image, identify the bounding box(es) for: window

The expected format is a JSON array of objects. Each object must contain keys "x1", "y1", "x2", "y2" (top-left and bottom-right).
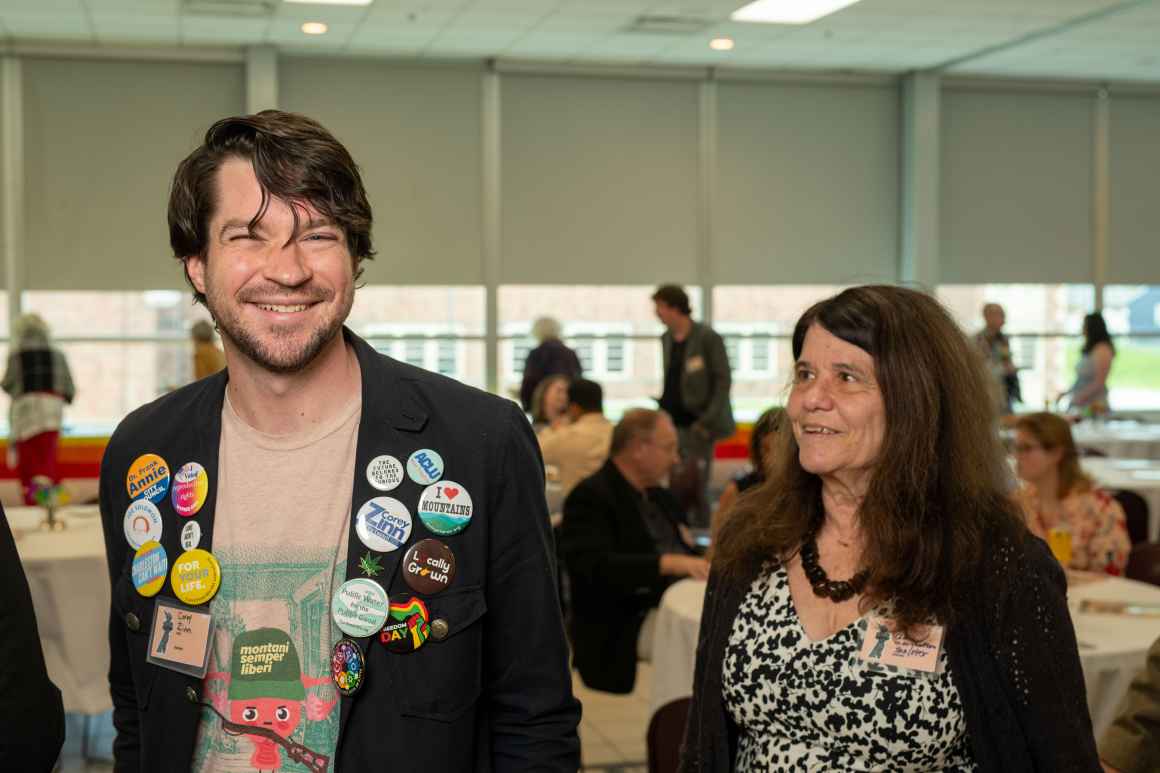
[
  {"x1": 713, "y1": 286, "x2": 847, "y2": 421},
  {"x1": 436, "y1": 340, "x2": 457, "y2": 377},
  {"x1": 351, "y1": 286, "x2": 485, "y2": 389},
  {"x1": 14, "y1": 287, "x2": 486, "y2": 433},
  {"x1": 1101, "y1": 286, "x2": 1160, "y2": 411},
  {"x1": 937, "y1": 284, "x2": 1095, "y2": 411},
  {"x1": 499, "y1": 285, "x2": 702, "y2": 419}
]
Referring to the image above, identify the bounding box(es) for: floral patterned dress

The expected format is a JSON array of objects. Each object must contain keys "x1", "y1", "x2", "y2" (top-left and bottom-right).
[{"x1": 1019, "y1": 485, "x2": 1131, "y2": 572}]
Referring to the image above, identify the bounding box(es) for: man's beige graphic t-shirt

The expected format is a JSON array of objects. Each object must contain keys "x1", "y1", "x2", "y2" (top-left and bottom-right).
[{"x1": 191, "y1": 389, "x2": 360, "y2": 773}]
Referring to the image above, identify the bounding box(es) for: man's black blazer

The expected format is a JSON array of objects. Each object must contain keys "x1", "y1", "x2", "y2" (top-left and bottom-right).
[
  {"x1": 99, "y1": 329, "x2": 581, "y2": 772},
  {"x1": 0, "y1": 505, "x2": 65, "y2": 772},
  {"x1": 559, "y1": 460, "x2": 688, "y2": 695}
]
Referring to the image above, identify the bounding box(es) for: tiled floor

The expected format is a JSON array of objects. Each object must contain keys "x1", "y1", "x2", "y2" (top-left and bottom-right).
[
  {"x1": 575, "y1": 662, "x2": 652, "y2": 772},
  {"x1": 58, "y1": 667, "x2": 658, "y2": 772}
]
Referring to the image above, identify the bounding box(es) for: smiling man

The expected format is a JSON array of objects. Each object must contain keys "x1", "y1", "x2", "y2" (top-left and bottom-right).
[{"x1": 98, "y1": 111, "x2": 580, "y2": 772}]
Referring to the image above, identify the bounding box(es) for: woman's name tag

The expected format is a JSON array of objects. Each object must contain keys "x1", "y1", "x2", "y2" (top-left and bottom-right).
[{"x1": 857, "y1": 616, "x2": 944, "y2": 676}]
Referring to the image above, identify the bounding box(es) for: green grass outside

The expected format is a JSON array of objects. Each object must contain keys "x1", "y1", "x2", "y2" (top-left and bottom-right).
[{"x1": 1064, "y1": 341, "x2": 1160, "y2": 390}]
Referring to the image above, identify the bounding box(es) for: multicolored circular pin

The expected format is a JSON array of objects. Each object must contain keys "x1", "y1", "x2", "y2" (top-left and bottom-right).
[
  {"x1": 366, "y1": 455, "x2": 404, "y2": 492},
  {"x1": 131, "y1": 540, "x2": 168, "y2": 597},
  {"x1": 379, "y1": 597, "x2": 431, "y2": 654},
  {"x1": 331, "y1": 638, "x2": 366, "y2": 696},
  {"x1": 126, "y1": 453, "x2": 171, "y2": 504},
  {"x1": 123, "y1": 500, "x2": 163, "y2": 549},
  {"x1": 406, "y1": 449, "x2": 444, "y2": 486},
  {"x1": 180, "y1": 520, "x2": 202, "y2": 551},
  {"x1": 331, "y1": 578, "x2": 389, "y2": 638},
  {"x1": 417, "y1": 481, "x2": 473, "y2": 536},
  {"x1": 355, "y1": 497, "x2": 412, "y2": 553},
  {"x1": 402, "y1": 539, "x2": 456, "y2": 595},
  {"x1": 171, "y1": 462, "x2": 208, "y2": 517},
  {"x1": 170, "y1": 548, "x2": 221, "y2": 606}
]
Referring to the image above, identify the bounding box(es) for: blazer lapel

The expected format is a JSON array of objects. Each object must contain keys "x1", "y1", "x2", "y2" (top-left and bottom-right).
[{"x1": 337, "y1": 329, "x2": 430, "y2": 738}]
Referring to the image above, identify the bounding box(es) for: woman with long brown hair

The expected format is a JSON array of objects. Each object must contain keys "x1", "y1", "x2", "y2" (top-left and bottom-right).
[
  {"x1": 680, "y1": 286, "x2": 1099, "y2": 771},
  {"x1": 1014, "y1": 412, "x2": 1130, "y2": 574}
]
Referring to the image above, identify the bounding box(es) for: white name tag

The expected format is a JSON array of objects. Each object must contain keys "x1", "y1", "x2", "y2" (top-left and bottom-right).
[
  {"x1": 857, "y1": 616, "x2": 944, "y2": 675},
  {"x1": 146, "y1": 597, "x2": 215, "y2": 678}
]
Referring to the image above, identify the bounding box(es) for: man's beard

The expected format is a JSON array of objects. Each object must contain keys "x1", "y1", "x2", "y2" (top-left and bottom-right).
[{"x1": 206, "y1": 284, "x2": 353, "y2": 375}]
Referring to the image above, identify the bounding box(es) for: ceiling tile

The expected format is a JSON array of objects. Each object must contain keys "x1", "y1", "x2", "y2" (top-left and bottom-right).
[
  {"x1": 89, "y1": 13, "x2": 178, "y2": 44},
  {"x1": 2, "y1": 12, "x2": 94, "y2": 39},
  {"x1": 347, "y1": 25, "x2": 439, "y2": 47},
  {"x1": 266, "y1": 18, "x2": 359, "y2": 44},
  {"x1": 88, "y1": 0, "x2": 180, "y2": 10},
  {"x1": 180, "y1": 15, "x2": 268, "y2": 43},
  {"x1": 4, "y1": 0, "x2": 85, "y2": 10},
  {"x1": 272, "y1": 3, "x2": 369, "y2": 22}
]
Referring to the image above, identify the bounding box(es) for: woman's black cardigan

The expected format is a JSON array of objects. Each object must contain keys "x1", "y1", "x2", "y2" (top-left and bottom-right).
[{"x1": 679, "y1": 525, "x2": 1103, "y2": 771}]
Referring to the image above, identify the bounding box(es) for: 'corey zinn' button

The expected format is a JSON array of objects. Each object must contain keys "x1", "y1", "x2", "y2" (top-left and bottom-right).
[
  {"x1": 430, "y1": 618, "x2": 449, "y2": 641},
  {"x1": 125, "y1": 612, "x2": 141, "y2": 632}
]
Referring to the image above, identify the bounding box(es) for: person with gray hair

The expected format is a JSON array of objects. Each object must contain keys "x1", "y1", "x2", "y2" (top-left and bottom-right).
[
  {"x1": 560, "y1": 408, "x2": 708, "y2": 693},
  {"x1": 519, "y1": 316, "x2": 582, "y2": 413},
  {"x1": 2, "y1": 313, "x2": 75, "y2": 504}
]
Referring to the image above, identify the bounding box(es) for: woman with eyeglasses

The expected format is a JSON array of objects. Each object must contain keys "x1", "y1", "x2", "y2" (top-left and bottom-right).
[{"x1": 1013, "y1": 411, "x2": 1131, "y2": 574}]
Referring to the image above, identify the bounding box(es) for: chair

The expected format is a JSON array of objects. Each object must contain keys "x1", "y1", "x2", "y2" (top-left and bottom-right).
[
  {"x1": 647, "y1": 697, "x2": 691, "y2": 773},
  {"x1": 1112, "y1": 489, "x2": 1151, "y2": 546},
  {"x1": 1125, "y1": 542, "x2": 1160, "y2": 587}
]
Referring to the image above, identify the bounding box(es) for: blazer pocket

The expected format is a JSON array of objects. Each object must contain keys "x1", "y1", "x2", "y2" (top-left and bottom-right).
[
  {"x1": 111, "y1": 570, "x2": 158, "y2": 711},
  {"x1": 393, "y1": 585, "x2": 487, "y2": 722}
]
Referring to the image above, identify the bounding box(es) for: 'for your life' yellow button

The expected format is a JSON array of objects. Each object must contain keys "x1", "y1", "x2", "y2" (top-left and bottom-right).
[{"x1": 170, "y1": 548, "x2": 221, "y2": 606}]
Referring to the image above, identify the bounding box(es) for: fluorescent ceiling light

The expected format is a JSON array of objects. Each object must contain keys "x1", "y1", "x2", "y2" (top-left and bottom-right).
[
  {"x1": 731, "y1": 0, "x2": 862, "y2": 25},
  {"x1": 710, "y1": 38, "x2": 735, "y2": 51},
  {"x1": 285, "y1": 0, "x2": 371, "y2": 5},
  {"x1": 301, "y1": 21, "x2": 328, "y2": 34}
]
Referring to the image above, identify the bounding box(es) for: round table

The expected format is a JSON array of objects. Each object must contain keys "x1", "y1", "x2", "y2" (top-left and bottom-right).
[
  {"x1": 10, "y1": 505, "x2": 111, "y2": 715},
  {"x1": 1082, "y1": 457, "x2": 1160, "y2": 542},
  {"x1": 651, "y1": 574, "x2": 1160, "y2": 740},
  {"x1": 1072, "y1": 422, "x2": 1160, "y2": 460}
]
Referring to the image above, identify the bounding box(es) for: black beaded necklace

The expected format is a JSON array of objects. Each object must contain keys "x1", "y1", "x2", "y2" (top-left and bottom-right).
[{"x1": 800, "y1": 522, "x2": 869, "y2": 603}]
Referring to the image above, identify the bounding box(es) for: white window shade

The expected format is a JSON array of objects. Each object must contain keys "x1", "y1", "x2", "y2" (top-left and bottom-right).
[
  {"x1": 714, "y1": 82, "x2": 900, "y2": 285},
  {"x1": 281, "y1": 59, "x2": 484, "y2": 285},
  {"x1": 1109, "y1": 96, "x2": 1160, "y2": 285},
  {"x1": 22, "y1": 58, "x2": 244, "y2": 291},
  {"x1": 940, "y1": 89, "x2": 1093, "y2": 284},
  {"x1": 500, "y1": 74, "x2": 700, "y2": 285}
]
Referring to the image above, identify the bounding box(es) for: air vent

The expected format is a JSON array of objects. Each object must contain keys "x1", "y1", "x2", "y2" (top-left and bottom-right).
[
  {"x1": 183, "y1": 0, "x2": 276, "y2": 17},
  {"x1": 624, "y1": 14, "x2": 712, "y2": 35}
]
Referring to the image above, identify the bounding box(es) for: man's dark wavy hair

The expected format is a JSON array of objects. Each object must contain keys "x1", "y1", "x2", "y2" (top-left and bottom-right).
[{"x1": 168, "y1": 110, "x2": 375, "y2": 304}]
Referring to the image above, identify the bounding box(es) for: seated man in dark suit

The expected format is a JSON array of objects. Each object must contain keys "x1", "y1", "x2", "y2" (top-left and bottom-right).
[{"x1": 560, "y1": 408, "x2": 709, "y2": 694}]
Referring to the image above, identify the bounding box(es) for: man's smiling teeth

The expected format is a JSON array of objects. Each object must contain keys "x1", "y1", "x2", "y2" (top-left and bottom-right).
[
  {"x1": 804, "y1": 426, "x2": 838, "y2": 434},
  {"x1": 256, "y1": 303, "x2": 309, "y2": 313}
]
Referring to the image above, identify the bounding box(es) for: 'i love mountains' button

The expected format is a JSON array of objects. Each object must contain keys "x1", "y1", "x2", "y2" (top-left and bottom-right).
[{"x1": 417, "y1": 482, "x2": 473, "y2": 536}]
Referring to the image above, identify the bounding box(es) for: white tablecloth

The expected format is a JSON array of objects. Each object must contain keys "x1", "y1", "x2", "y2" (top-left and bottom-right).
[
  {"x1": 1082, "y1": 457, "x2": 1160, "y2": 542},
  {"x1": 10, "y1": 505, "x2": 111, "y2": 715},
  {"x1": 651, "y1": 575, "x2": 1160, "y2": 739},
  {"x1": 1069, "y1": 574, "x2": 1160, "y2": 738},
  {"x1": 1072, "y1": 423, "x2": 1160, "y2": 461}
]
